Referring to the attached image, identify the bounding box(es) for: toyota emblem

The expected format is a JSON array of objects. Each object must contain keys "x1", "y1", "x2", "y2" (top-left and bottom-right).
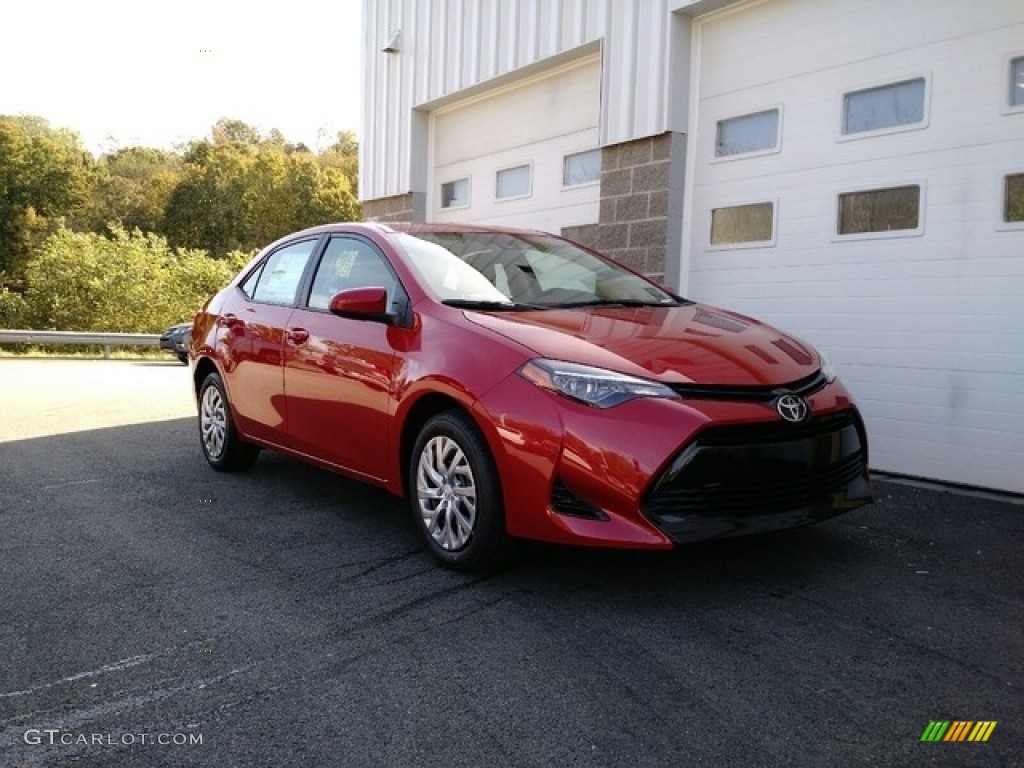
[{"x1": 776, "y1": 394, "x2": 809, "y2": 423}]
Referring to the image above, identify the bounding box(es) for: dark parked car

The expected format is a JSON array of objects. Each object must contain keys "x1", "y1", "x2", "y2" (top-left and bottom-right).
[
  {"x1": 159, "y1": 323, "x2": 191, "y2": 364},
  {"x1": 191, "y1": 222, "x2": 872, "y2": 570}
]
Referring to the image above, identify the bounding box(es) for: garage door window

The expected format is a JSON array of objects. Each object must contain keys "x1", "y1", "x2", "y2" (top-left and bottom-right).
[
  {"x1": 1005, "y1": 174, "x2": 1024, "y2": 223},
  {"x1": 710, "y1": 202, "x2": 775, "y2": 247},
  {"x1": 441, "y1": 178, "x2": 470, "y2": 209},
  {"x1": 1011, "y1": 57, "x2": 1024, "y2": 108},
  {"x1": 842, "y1": 78, "x2": 926, "y2": 135},
  {"x1": 838, "y1": 185, "x2": 921, "y2": 236},
  {"x1": 715, "y1": 109, "x2": 780, "y2": 157},
  {"x1": 496, "y1": 165, "x2": 531, "y2": 200},
  {"x1": 563, "y1": 149, "x2": 601, "y2": 186}
]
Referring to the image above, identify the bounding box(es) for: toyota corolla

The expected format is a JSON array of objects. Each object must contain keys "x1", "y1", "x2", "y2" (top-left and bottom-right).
[{"x1": 191, "y1": 222, "x2": 872, "y2": 570}]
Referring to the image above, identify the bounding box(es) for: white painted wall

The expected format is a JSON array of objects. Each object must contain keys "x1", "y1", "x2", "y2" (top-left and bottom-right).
[
  {"x1": 684, "y1": 0, "x2": 1024, "y2": 492},
  {"x1": 430, "y1": 57, "x2": 600, "y2": 230}
]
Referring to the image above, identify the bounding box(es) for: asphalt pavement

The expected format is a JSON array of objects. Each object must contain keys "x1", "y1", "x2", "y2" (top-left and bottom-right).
[{"x1": 0, "y1": 359, "x2": 1021, "y2": 767}]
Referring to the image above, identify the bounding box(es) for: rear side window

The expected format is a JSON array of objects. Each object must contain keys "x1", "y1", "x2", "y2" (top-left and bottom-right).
[{"x1": 249, "y1": 239, "x2": 318, "y2": 305}]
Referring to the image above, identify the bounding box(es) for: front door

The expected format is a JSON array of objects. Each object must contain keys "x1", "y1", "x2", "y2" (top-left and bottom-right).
[{"x1": 283, "y1": 236, "x2": 403, "y2": 480}]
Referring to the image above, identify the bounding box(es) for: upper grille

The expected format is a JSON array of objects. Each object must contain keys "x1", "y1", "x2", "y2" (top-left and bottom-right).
[{"x1": 668, "y1": 370, "x2": 828, "y2": 402}]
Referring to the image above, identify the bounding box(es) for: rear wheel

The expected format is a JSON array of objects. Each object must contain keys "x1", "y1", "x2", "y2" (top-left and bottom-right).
[
  {"x1": 198, "y1": 372, "x2": 259, "y2": 471},
  {"x1": 410, "y1": 410, "x2": 512, "y2": 571}
]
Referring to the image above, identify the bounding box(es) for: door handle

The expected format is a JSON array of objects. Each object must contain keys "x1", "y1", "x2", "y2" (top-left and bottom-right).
[
  {"x1": 286, "y1": 328, "x2": 310, "y2": 344},
  {"x1": 218, "y1": 314, "x2": 244, "y2": 328}
]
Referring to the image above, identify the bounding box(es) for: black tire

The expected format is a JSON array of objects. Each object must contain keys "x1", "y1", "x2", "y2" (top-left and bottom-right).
[
  {"x1": 409, "y1": 410, "x2": 512, "y2": 572},
  {"x1": 198, "y1": 372, "x2": 259, "y2": 472},
  {"x1": 176, "y1": 353, "x2": 188, "y2": 365}
]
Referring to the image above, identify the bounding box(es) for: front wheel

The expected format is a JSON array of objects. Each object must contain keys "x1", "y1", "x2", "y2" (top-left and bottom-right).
[
  {"x1": 409, "y1": 410, "x2": 512, "y2": 572},
  {"x1": 198, "y1": 372, "x2": 259, "y2": 472}
]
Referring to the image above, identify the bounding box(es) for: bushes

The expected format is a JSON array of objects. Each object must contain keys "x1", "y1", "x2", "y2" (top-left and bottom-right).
[{"x1": 8, "y1": 225, "x2": 250, "y2": 332}]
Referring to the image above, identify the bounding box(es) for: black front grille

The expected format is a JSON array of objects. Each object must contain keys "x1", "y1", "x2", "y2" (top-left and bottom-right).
[
  {"x1": 643, "y1": 411, "x2": 872, "y2": 542},
  {"x1": 668, "y1": 370, "x2": 828, "y2": 402}
]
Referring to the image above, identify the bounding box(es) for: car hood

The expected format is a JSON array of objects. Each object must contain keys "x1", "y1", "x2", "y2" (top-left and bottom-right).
[{"x1": 464, "y1": 303, "x2": 820, "y2": 386}]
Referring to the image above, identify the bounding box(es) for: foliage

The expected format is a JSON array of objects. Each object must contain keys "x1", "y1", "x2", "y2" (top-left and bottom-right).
[
  {"x1": 15, "y1": 225, "x2": 249, "y2": 332},
  {"x1": 0, "y1": 116, "x2": 360, "y2": 334},
  {"x1": 0, "y1": 116, "x2": 95, "y2": 284},
  {"x1": 82, "y1": 147, "x2": 182, "y2": 235},
  {"x1": 319, "y1": 129, "x2": 360, "y2": 189},
  {"x1": 161, "y1": 120, "x2": 360, "y2": 256}
]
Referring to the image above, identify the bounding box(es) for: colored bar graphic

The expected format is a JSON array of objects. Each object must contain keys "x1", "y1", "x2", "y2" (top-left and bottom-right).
[
  {"x1": 944, "y1": 721, "x2": 973, "y2": 741},
  {"x1": 921, "y1": 720, "x2": 997, "y2": 742},
  {"x1": 921, "y1": 721, "x2": 950, "y2": 742},
  {"x1": 968, "y1": 722, "x2": 997, "y2": 742}
]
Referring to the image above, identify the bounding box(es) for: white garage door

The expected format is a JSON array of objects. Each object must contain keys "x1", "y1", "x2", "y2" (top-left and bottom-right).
[
  {"x1": 430, "y1": 55, "x2": 601, "y2": 233},
  {"x1": 684, "y1": 0, "x2": 1024, "y2": 493}
]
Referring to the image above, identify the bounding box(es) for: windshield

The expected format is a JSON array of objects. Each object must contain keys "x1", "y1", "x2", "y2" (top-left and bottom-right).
[{"x1": 392, "y1": 231, "x2": 681, "y2": 308}]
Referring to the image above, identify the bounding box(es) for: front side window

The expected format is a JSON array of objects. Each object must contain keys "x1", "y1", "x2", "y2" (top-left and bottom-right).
[
  {"x1": 710, "y1": 202, "x2": 775, "y2": 245},
  {"x1": 843, "y1": 78, "x2": 926, "y2": 135},
  {"x1": 716, "y1": 109, "x2": 780, "y2": 157},
  {"x1": 250, "y1": 239, "x2": 318, "y2": 305},
  {"x1": 563, "y1": 149, "x2": 601, "y2": 186},
  {"x1": 496, "y1": 165, "x2": 531, "y2": 199},
  {"x1": 838, "y1": 185, "x2": 920, "y2": 235},
  {"x1": 1011, "y1": 57, "x2": 1024, "y2": 107},
  {"x1": 308, "y1": 237, "x2": 397, "y2": 310},
  {"x1": 440, "y1": 178, "x2": 470, "y2": 209},
  {"x1": 1005, "y1": 174, "x2": 1024, "y2": 223}
]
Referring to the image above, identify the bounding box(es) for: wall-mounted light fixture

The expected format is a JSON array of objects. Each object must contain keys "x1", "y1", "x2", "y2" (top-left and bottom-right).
[{"x1": 382, "y1": 30, "x2": 401, "y2": 54}]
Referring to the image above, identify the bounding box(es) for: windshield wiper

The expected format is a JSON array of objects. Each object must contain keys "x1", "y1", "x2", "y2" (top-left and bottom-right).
[
  {"x1": 442, "y1": 298, "x2": 541, "y2": 311},
  {"x1": 557, "y1": 298, "x2": 682, "y2": 309}
]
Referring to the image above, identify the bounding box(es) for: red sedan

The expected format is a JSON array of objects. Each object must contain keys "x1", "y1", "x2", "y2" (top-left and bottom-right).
[{"x1": 191, "y1": 222, "x2": 872, "y2": 570}]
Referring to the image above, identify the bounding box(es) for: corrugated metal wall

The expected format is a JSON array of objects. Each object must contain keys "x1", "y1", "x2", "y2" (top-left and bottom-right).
[{"x1": 361, "y1": 0, "x2": 674, "y2": 201}]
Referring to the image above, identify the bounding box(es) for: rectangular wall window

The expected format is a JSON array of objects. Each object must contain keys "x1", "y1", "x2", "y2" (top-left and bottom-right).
[
  {"x1": 843, "y1": 78, "x2": 926, "y2": 135},
  {"x1": 496, "y1": 165, "x2": 531, "y2": 199},
  {"x1": 716, "y1": 109, "x2": 780, "y2": 157},
  {"x1": 1011, "y1": 57, "x2": 1024, "y2": 107},
  {"x1": 440, "y1": 178, "x2": 469, "y2": 209},
  {"x1": 710, "y1": 202, "x2": 774, "y2": 245},
  {"x1": 838, "y1": 185, "x2": 920, "y2": 235},
  {"x1": 563, "y1": 149, "x2": 601, "y2": 186},
  {"x1": 1005, "y1": 174, "x2": 1024, "y2": 223}
]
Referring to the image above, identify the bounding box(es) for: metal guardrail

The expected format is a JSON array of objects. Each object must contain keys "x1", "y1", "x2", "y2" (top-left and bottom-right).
[{"x1": 0, "y1": 329, "x2": 161, "y2": 359}]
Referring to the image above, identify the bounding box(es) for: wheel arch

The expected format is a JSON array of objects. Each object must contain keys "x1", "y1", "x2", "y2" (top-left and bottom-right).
[
  {"x1": 397, "y1": 392, "x2": 505, "y2": 505},
  {"x1": 193, "y1": 356, "x2": 220, "y2": 399}
]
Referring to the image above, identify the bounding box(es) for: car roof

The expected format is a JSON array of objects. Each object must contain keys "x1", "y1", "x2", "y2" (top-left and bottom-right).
[{"x1": 282, "y1": 220, "x2": 551, "y2": 240}]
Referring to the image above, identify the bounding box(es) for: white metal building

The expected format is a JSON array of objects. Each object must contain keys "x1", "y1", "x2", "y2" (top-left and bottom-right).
[{"x1": 361, "y1": 0, "x2": 1024, "y2": 495}]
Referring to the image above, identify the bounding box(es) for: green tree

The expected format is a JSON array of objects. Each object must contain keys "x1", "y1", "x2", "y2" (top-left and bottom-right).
[
  {"x1": 211, "y1": 117, "x2": 264, "y2": 146},
  {"x1": 319, "y1": 129, "x2": 359, "y2": 191},
  {"x1": 19, "y1": 224, "x2": 247, "y2": 332},
  {"x1": 0, "y1": 116, "x2": 95, "y2": 286},
  {"x1": 83, "y1": 147, "x2": 182, "y2": 235},
  {"x1": 161, "y1": 141, "x2": 258, "y2": 254},
  {"x1": 162, "y1": 120, "x2": 360, "y2": 256}
]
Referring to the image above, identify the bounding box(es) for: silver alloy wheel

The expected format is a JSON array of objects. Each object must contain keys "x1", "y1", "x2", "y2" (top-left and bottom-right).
[
  {"x1": 200, "y1": 384, "x2": 227, "y2": 460},
  {"x1": 416, "y1": 435, "x2": 477, "y2": 551}
]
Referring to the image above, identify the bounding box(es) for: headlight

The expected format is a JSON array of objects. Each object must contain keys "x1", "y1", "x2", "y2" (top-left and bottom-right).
[
  {"x1": 519, "y1": 359, "x2": 679, "y2": 409},
  {"x1": 818, "y1": 350, "x2": 838, "y2": 383}
]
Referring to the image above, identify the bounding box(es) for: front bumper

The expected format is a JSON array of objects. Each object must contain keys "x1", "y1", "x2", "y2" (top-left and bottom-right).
[{"x1": 475, "y1": 371, "x2": 872, "y2": 549}]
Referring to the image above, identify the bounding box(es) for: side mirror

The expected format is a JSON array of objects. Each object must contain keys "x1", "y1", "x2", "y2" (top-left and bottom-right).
[{"x1": 328, "y1": 287, "x2": 390, "y2": 321}]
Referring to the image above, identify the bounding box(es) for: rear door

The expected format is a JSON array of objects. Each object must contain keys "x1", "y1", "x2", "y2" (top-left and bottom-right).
[
  {"x1": 221, "y1": 237, "x2": 321, "y2": 444},
  {"x1": 283, "y1": 235, "x2": 404, "y2": 480}
]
